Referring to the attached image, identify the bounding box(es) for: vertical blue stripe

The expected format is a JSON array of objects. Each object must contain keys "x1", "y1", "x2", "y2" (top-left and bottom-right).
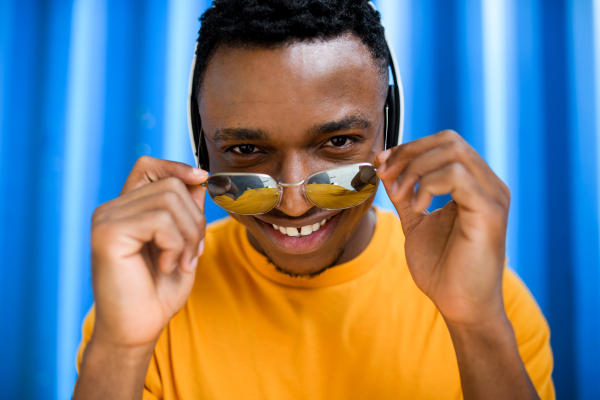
[
  {"x1": 98, "y1": 0, "x2": 144, "y2": 204},
  {"x1": 163, "y1": 0, "x2": 206, "y2": 165},
  {"x1": 33, "y1": 0, "x2": 73, "y2": 398},
  {"x1": 569, "y1": 0, "x2": 600, "y2": 398},
  {"x1": 374, "y1": 0, "x2": 411, "y2": 212},
  {"x1": 542, "y1": 0, "x2": 576, "y2": 396},
  {"x1": 457, "y1": 0, "x2": 485, "y2": 155},
  {"x1": 138, "y1": 0, "x2": 170, "y2": 162},
  {"x1": 481, "y1": 0, "x2": 510, "y2": 184},
  {"x1": 58, "y1": 0, "x2": 107, "y2": 398},
  {"x1": 0, "y1": 0, "x2": 44, "y2": 397},
  {"x1": 515, "y1": 0, "x2": 548, "y2": 311}
]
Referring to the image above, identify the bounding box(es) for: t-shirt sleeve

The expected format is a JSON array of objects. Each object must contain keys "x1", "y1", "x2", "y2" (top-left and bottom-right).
[
  {"x1": 75, "y1": 305, "x2": 162, "y2": 400},
  {"x1": 503, "y1": 268, "x2": 555, "y2": 400}
]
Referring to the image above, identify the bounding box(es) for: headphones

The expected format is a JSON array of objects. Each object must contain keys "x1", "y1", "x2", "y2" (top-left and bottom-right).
[{"x1": 187, "y1": 2, "x2": 404, "y2": 171}]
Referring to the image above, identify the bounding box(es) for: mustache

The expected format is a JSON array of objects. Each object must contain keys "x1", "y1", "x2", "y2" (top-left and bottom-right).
[{"x1": 265, "y1": 206, "x2": 325, "y2": 220}]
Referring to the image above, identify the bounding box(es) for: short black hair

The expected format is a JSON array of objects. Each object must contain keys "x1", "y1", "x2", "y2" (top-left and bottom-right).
[{"x1": 194, "y1": 0, "x2": 389, "y2": 96}]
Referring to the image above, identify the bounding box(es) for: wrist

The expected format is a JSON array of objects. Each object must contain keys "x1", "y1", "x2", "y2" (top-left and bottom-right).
[
  {"x1": 444, "y1": 312, "x2": 517, "y2": 353},
  {"x1": 74, "y1": 334, "x2": 156, "y2": 400},
  {"x1": 86, "y1": 332, "x2": 157, "y2": 366}
]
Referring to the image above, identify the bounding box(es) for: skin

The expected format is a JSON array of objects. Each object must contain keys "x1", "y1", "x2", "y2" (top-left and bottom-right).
[{"x1": 74, "y1": 34, "x2": 540, "y2": 399}]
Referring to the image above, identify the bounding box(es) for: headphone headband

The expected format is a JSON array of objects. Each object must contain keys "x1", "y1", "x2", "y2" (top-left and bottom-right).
[{"x1": 188, "y1": 2, "x2": 404, "y2": 171}]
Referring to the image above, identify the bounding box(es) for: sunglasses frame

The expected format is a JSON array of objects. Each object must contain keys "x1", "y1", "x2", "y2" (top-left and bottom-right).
[{"x1": 201, "y1": 162, "x2": 379, "y2": 215}]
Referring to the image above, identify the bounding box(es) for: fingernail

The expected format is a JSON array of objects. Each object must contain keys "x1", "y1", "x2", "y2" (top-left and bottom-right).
[
  {"x1": 193, "y1": 168, "x2": 208, "y2": 177},
  {"x1": 190, "y1": 256, "x2": 199, "y2": 271},
  {"x1": 198, "y1": 239, "x2": 205, "y2": 257}
]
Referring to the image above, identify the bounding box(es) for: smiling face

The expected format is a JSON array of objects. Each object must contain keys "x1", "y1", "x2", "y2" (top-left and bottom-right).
[{"x1": 199, "y1": 33, "x2": 388, "y2": 276}]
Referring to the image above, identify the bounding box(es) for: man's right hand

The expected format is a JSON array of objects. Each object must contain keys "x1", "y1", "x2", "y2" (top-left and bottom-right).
[{"x1": 90, "y1": 156, "x2": 208, "y2": 348}]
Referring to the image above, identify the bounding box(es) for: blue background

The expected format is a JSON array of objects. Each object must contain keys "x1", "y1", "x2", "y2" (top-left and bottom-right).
[{"x1": 0, "y1": 0, "x2": 599, "y2": 398}]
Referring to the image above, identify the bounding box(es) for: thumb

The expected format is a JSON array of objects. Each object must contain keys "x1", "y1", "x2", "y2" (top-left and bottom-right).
[
  {"x1": 187, "y1": 184, "x2": 207, "y2": 213},
  {"x1": 380, "y1": 178, "x2": 427, "y2": 235},
  {"x1": 122, "y1": 156, "x2": 208, "y2": 195}
]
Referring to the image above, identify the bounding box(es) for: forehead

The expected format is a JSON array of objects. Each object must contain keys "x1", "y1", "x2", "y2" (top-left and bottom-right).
[{"x1": 198, "y1": 34, "x2": 386, "y2": 136}]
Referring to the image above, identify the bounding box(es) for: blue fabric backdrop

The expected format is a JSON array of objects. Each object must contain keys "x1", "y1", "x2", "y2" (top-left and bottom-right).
[{"x1": 0, "y1": 0, "x2": 598, "y2": 399}]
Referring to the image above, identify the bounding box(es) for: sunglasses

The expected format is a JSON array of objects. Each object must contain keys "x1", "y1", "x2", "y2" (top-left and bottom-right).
[{"x1": 201, "y1": 163, "x2": 378, "y2": 215}]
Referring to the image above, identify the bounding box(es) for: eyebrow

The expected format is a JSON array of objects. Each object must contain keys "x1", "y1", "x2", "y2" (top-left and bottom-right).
[
  {"x1": 308, "y1": 115, "x2": 372, "y2": 138},
  {"x1": 212, "y1": 128, "x2": 269, "y2": 144},
  {"x1": 211, "y1": 115, "x2": 372, "y2": 144}
]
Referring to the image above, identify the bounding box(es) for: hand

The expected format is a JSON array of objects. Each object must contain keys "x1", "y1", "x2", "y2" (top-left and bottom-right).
[
  {"x1": 375, "y1": 130, "x2": 511, "y2": 326},
  {"x1": 90, "y1": 156, "x2": 208, "y2": 348}
]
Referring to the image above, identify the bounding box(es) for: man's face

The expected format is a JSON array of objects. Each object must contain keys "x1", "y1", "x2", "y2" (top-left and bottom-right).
[{"x1": 199, "y1": 34, "x2": 388, "y2": 276}]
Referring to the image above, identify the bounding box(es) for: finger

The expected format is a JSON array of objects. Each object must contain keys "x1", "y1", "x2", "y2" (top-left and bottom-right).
[
  {"x1": 380, "y1": 177, "x2": 427, "y2": 235},
  {"x1": 100, "y1": 177, "x2": 205, "y2": 224},
  {"x1": 122, "y1": 156, "x2": 208, "y2": 195},
  {"x1": 94, "y1": 191, "x2": 205, "y2": 270},
  {"x1": 376, "y1": 130, "x2": 493, "y2": 184},
  {"x1": 93, "y1": 210, "x2": 186, "y2": 275},
  {"x1": 390, "y1": 140, "x2": 509, "y2": 208},
  {"x1": 187, "y1": 183, "x2": 207, "y2": 213},
  {"x1": 412, "y1": 162, "x2": 492, "y2": 214},
  {"x1": 375, "y1": 131, "x2": 463, "y2": 178}
]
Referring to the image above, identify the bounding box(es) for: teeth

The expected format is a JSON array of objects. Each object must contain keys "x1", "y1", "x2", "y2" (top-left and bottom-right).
[
  {"x1": 286, "y1": 227, "x2": 300, "y2": 237},
  {"x1": 273, "y1": 218, "x2": 331, "y2": 237}
]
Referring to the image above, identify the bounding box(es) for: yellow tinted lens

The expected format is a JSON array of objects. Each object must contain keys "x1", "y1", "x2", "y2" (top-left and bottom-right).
[
  {"x1": 207, "y1": 175, "x2": 278, "y2": 214},
  {"x1": 306, "y1": 165, "x2": 378, "y2": 209}
]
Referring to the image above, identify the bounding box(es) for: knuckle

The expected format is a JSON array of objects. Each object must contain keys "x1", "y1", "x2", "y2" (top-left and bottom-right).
[
  {"x1": 135, "y1": 155, "x2": 153, "y2": 169},
  {"x1": 165, "y1": 176, "x2": 186, "y2": 192},
  {"x1": 198, "y1": 212, "x2": 206, "y2": 227},
  {"x1": 447, "y1": 140, "x2": 466, "y2": 157},
  {"x1": 91, "y1": 201, "x2": 112, "y2": 224},
  {"x1": 502, "y1": 182, "x2": 511, "y2": 200},
  {"x1": 155, "y1": 209, "x2": 173, "y2": 225},
  {"x1": 441, "y1": 129, "x2": 460, "y2": 140},
  {"x1": 187, "y1": 227, "x2": 201, "y2": 244},
  {"x1": 91, "y1": 221, "x2": 116, "y2": 251},
  {"x1": 161, "y1": 190, "x2": 182, "y2": 207},
  {"x1": 449, "y1": 162, "x2": 466, "y2": 178},
  {"x1": 91, "y1": 208, "x2": 104, "y2": 224}
]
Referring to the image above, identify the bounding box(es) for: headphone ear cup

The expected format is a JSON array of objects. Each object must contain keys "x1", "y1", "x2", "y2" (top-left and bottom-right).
[
  {"x1": 385, "y1": 84, "x2": 399, "y2": 150},
  {"x1": 198, "y1": 130, "x2": 210, "y2": 172},
  {"x1": 190, "y1": 95, "x2": 210, "y2": 171}
]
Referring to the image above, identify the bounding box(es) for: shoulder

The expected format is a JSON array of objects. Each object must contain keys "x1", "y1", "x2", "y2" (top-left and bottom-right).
[
  {"x1": 503, "y1": 268, "x2": 555, "y2": 399},
  {"x1": 503, "y1": 268, "x2": 549, "y2": 339}
]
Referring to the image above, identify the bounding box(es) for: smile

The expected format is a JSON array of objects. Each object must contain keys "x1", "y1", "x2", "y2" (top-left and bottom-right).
[{"x1": 271, "y1": 218, "x2": 330, "y2": 237}]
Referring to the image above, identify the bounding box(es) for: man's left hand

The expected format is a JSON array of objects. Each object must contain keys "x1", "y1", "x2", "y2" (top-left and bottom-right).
[{"x1": 375, "y1": 129, "x2": 511, "y2": 327}]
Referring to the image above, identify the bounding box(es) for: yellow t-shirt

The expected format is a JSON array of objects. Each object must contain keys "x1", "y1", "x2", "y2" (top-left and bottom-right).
[{"x1": 77, "y1": 209, "x2": 554, "y2": 399}]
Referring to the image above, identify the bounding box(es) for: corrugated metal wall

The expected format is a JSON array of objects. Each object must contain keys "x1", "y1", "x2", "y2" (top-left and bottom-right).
[{"x1": 0, "y1": 0, "x2": 598, "y2": 398}]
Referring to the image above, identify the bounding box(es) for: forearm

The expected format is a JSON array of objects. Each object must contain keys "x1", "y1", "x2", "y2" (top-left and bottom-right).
[
  {"x1": 73, "y1": 336, "x2": 156, "y2": 400},
  {"x1": 446, "y1": 315, "x2": 539, "y2": 400}
]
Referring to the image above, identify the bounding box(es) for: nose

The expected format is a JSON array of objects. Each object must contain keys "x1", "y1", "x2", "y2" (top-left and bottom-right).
[{"x1": 275, "y1": 158, "x2": 314, "y2": 217}]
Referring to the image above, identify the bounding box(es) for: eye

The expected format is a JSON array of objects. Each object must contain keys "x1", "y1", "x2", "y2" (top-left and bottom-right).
[
  {"x1": 231, "y1": 144, "x2": 259, "y2": 154},
  {"x1": 324, "y1": 136, "x2": 355, "y2": 148}
]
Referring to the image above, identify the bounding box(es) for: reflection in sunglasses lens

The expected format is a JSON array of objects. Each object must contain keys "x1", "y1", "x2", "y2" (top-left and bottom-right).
[
  {"x1": 207, "y1": 175, "x2": 279, "y2": 214},
  {"x1": 306, "y1": 165, "x2": 378, "y2": 210}
]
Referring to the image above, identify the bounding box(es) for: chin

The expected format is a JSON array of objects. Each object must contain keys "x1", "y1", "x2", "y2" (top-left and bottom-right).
[{"x1": 233, "y1": 202, "x2": 374, "y2": 276}]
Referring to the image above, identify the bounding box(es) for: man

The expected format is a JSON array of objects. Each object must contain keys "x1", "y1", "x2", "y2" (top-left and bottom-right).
[{"x1": 73, "y1": 1, "x2": 554, "y2": 399}]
